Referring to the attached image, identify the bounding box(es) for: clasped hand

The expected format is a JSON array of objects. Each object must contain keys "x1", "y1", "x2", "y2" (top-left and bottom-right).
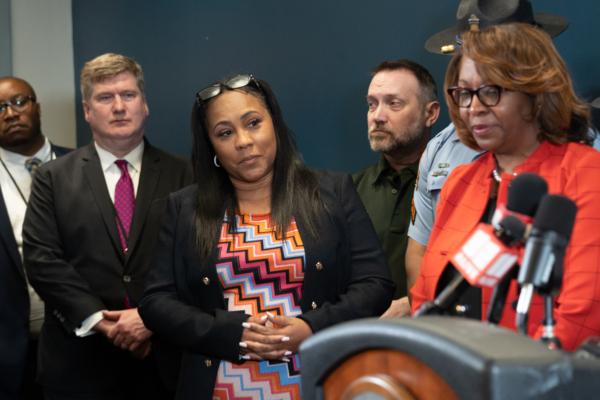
[
  {"x1": 95, "y1": 308, "x2": 153, "y2": 358},
  {"x1": 239, "y1": 313, "x2": 312, "y2": 362},
  {"x1": 379, "y1": 296, "x2": 411, "y2": 319}
]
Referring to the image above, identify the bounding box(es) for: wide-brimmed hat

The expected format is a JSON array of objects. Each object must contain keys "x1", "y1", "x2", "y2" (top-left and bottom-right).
[{"x1": 425, "y1": 0, "x2": 568, "y2": 54}]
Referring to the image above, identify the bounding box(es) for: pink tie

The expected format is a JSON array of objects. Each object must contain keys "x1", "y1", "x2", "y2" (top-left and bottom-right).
[{"x1": 114, "y1": 160, "x2": 135, "y2": 254}]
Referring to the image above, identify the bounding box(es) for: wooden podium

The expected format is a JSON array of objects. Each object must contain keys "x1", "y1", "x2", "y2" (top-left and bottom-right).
[
  {"x1": 323, "y1": 348, "x2": 457, "y2": 399},
  {"x1": 299, "y1": 317, "x2": 600, "y2": 399}
]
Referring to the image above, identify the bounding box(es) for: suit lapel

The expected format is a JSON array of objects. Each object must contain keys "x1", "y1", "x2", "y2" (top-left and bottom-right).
[
  {"x1": 126, "y1": 143, "x2": 160, "y2": 261},
  {"x1": 0, "y1": 186, "x2": 23, "y2": 275},
  {"x1": 50, "y1": 143, "x2": 71, "y2": 157},
  {"x1": 81, "y1": 144, "x2": 124, "y2": 261}
]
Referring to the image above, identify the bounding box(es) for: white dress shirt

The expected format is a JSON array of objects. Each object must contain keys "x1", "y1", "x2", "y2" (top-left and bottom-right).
[{"x1": 94, "y1": 141, "x2": 143, "y2": 202}]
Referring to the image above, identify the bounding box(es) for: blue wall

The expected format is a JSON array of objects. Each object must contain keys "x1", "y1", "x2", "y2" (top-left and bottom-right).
[{"x1": 72, "y1": 1, "x2": 600, "y2": 172}]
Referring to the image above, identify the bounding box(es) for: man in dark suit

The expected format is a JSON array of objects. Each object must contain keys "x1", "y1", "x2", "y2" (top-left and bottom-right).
[
  {"x1": 0, "y1": 76, "x2": 70, "y2": 400},
  {"x1": 23, "y1": 53, "x2": 191, "y2": 399}
]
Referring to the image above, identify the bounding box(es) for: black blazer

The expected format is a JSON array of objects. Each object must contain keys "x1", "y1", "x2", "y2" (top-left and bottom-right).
[
  {"x1": 23, "y1": 142, "x2": 192, "y2": 396},
  {"x1": 0, "y1": 143, "x2": 69, "y2": 399},
  {"x1": 139, "y1": 171, "x2": 394, "y2": 399}
]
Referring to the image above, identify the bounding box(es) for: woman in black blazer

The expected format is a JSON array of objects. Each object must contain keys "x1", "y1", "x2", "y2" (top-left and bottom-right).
[{"x1": 139, "y1": 74, "x2": 394, "y2": 399}]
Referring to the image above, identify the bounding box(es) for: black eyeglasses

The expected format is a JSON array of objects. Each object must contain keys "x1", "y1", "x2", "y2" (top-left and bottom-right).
[
  {"x1": 0, "y1": 95, "x2": 36, "y2": 114},
  {"x1": 196, "y1": 74, "x2": 261, "y2": 104},
  {"x1": 447, "y1": 85, "x2": 504, "y2": 108}
]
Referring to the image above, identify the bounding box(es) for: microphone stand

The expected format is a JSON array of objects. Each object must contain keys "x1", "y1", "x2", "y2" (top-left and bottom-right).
[
  {"x1": 540, "y1": 295, "x2": 561, "y2": 349},
  {"x1": 515, "y1": 283, "x2": 534, "y2": 334},
  {"x1": 487, "y1": 266, "x2": 519, "y2": 324},
  {"x1": 414, "y1": 276, "x2": 470, "y2": 317}
]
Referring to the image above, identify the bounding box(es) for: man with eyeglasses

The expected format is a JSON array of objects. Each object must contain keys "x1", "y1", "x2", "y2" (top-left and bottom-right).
[
  {"x1": 0, "y1": 76, "x2": 71, "y2": 400},
  {"x1": 22, "y1": 54, "x2": 191, "y2": 399},
  {"x1": 353, "y1": 60, "x2": 440, "y2": 318},
  {"x1": 405, "y1": 0, "x2": 577, "y2": 300}
]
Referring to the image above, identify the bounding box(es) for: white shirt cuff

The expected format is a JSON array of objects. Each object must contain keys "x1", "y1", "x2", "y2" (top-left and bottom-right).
[{"x1": 75, "y1": 311, "x2": 104, "y2": 337}]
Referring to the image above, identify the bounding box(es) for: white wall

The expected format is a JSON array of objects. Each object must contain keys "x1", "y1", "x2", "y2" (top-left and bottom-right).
[{"x1": 10, "y1": 0, "x2": 76, "y2": 148}]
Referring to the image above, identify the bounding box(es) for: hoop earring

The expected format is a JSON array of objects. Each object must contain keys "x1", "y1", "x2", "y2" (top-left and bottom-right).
[{"x1": 213, "y1": 155, "x2": 221, "y2": 168}]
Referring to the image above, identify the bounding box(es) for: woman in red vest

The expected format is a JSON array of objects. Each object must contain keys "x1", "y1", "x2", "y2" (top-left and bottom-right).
[{"x1": 411, "y1": 22, "x2": 600, "y2": 350}]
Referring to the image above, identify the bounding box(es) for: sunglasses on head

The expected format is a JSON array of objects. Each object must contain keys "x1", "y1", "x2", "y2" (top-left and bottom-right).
[{"x1": 196, "y1": 74, "x2": 261, "y2": 104}]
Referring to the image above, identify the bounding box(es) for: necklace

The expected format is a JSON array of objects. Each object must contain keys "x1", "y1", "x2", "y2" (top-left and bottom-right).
[
  {"x1": 492, "y1": 168, "x2": 502, "y2": 183},
  {"x1": 492, "y1": 168, "x2": 517, "y2": 183}
]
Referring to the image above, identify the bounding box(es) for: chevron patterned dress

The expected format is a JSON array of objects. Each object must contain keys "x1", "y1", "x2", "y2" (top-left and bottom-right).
[{"x1": 212, "y1": 213, "x2": 305, "y2": 399}]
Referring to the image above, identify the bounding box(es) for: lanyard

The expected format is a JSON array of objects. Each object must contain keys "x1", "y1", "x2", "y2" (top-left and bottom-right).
[{"x1": 0, "y1": 152, "x2": 55, "y2": 205}]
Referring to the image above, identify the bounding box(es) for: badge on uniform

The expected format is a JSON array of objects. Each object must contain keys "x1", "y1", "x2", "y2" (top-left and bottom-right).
[{"x1": 410, "y1": 197, "x2": 417, "y2": 225}]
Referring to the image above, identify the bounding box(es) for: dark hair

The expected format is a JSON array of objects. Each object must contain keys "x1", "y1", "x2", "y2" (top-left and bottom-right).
[
  {"x1": 445, "y1": 23, "x2": 590, "y2": 149},
  {"x1": 191, "y1": 77, "x2": 325, "y2": 260},
  {"x1": 372, "y1": 59, "x2": 438, "y2": 103}
]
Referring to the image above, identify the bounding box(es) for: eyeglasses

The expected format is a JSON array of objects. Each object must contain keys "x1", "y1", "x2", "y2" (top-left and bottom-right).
[
  {"x1": 447, "y1": 85, "x2": 504, "y2": 108},
  {"x1": 196, "y1": 74, "x2": 261, "y2": 104},
  {"x1": 0, "y1": 95, "x2": 36, "y2": 115}
]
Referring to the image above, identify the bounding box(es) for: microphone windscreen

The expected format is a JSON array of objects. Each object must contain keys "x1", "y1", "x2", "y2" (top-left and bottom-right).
[
  {"x1": 533, "y1": 195, "x2": 578, "y2": 239},
  {"x1": 507, "y1": 173, "x2": 548, "y2": 216},
  {"x1": 496, "y1": 215, "x2": 526, "y2": 244}
]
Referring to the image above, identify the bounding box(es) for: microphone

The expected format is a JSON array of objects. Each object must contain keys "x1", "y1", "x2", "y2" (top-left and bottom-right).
[
  {"x1": 451, "y1": 215, "x2": 525, "y2": 287},
  {"x1": 487, "y1": 173, "x2": 548, "y2": 324},
  {"x1": 515, "y1": 194, "x2": 578, "y2": 337},
  {"x1": 415, "y1": 173, "x2": 547, "y2": 318},
  {"x1": 414, "y1": 215, "x2": 526, "y2": 316},
  {"x1": 491, "y1": 172, "x2": 548, "y2": 228}
]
